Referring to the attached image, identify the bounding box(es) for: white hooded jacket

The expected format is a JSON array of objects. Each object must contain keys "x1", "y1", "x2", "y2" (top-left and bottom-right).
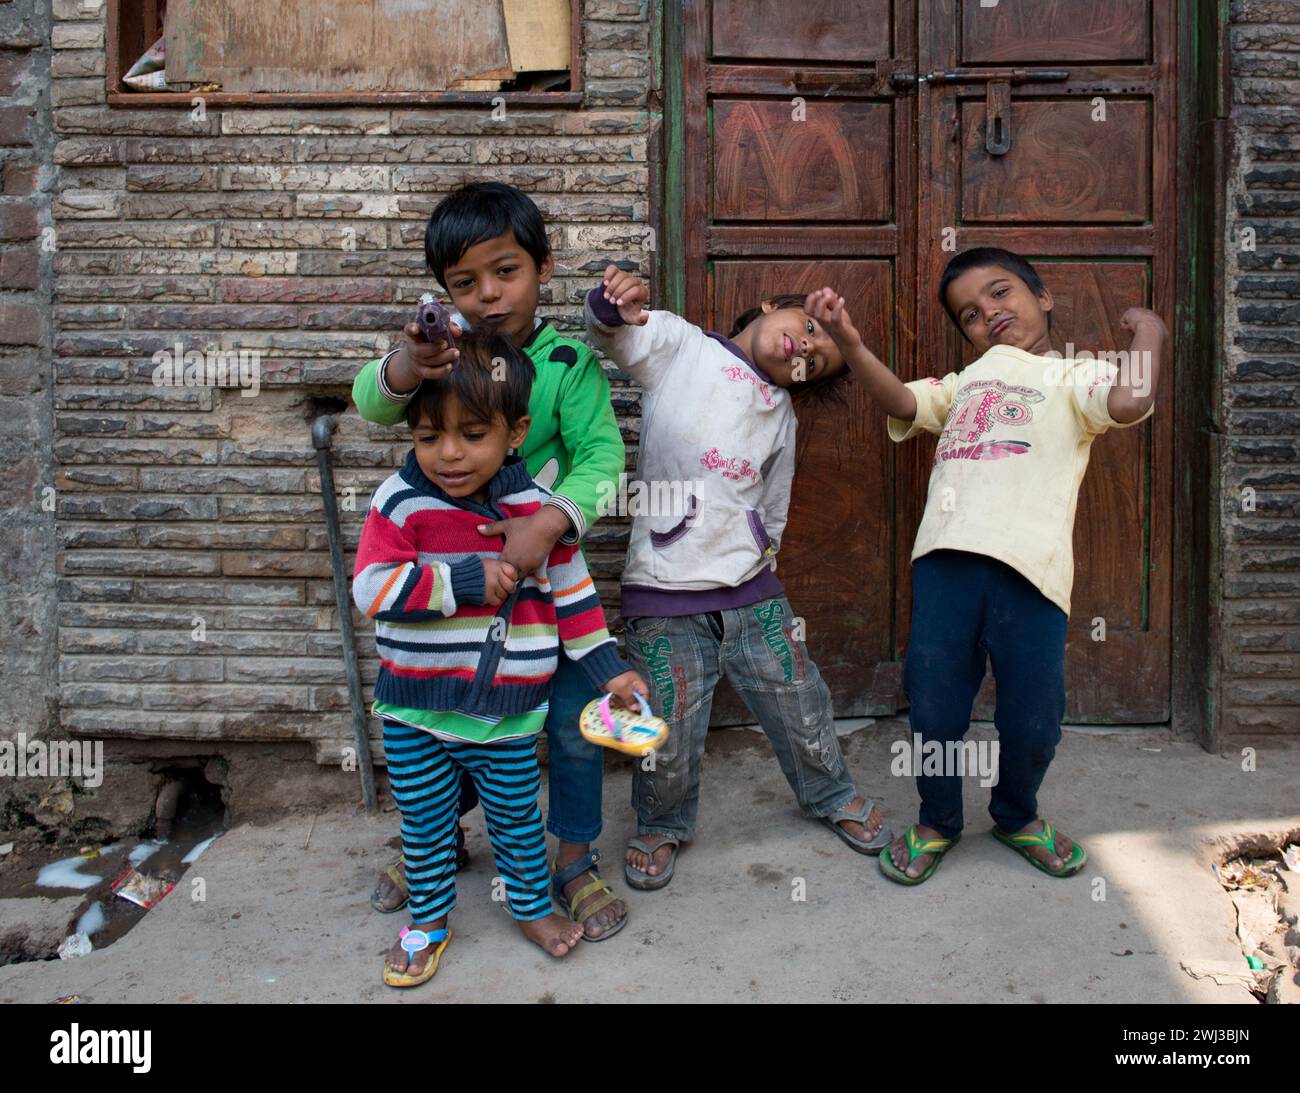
[{"x1": 584, "y1": 289, "x2": 796, "y2": 613}]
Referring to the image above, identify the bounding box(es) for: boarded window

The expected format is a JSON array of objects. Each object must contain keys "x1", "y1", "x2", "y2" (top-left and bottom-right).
[{"x1": 110, "y1": 0, "x2": 575, "y2": 97}]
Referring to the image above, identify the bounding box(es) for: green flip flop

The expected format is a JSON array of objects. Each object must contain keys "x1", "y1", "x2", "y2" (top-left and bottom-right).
[
  {"x1": 879, "y1": 825, "x2": 960, "y2": 886},
  {"x1": 992, "y1": 821, "x2": 1087, "y2": 877}
]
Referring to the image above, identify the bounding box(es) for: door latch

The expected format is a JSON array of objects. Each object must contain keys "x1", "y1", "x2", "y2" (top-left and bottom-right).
[
  {"x1": 888, "y1": 68, "x2": 1069, "y2": 157},
  {"x1": 890, "y1": 68, "x2": 1069, "y2": 89},
  {"x1": 985, "y1": 79, "x2": 1011, "y2": 155}
]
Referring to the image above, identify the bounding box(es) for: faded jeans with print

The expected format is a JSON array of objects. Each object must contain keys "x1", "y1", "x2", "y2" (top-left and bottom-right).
[{"x1": 623, "y1": 596, "x2": 857, "y2": 841}]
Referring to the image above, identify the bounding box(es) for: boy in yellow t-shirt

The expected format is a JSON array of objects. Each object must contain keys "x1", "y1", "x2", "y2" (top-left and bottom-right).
[{"x1": 809, "y1": 247, "x2": 1167, "y2": 885}]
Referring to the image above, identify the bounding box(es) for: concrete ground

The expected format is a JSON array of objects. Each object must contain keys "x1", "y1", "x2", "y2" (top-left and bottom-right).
[{"x1": 1, "y1": 721, "x2": 1296, "y2": 1004}]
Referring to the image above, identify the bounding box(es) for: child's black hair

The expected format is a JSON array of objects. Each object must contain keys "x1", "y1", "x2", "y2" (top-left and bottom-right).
[
  {"x1": 729, "y1": 294, "x2": 851, "y2": 407},
  {"x1": 405, "y1": 331, "x2": 535, "y2": 433},
  {"x1": 423, "y1": 181, "x2": 551, "y2": 292},
  {"x1": 938, "y1": 247, "x2": 1053, "y2": 341}
]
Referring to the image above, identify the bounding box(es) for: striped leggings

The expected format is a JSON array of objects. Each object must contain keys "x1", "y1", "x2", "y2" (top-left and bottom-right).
[{"x1": 382, "y1": 720, "x2": 552, "y2": 922}]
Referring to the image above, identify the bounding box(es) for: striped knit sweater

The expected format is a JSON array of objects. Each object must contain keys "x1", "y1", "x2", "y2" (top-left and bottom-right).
[{"x1": 352, "y1": 452, "x2": 629, "y2": 716}]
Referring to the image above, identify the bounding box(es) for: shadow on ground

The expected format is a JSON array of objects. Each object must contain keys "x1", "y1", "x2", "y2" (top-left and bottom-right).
[{"x1": 0, "y1": 721, "x2": 1295, "y2": 1003}]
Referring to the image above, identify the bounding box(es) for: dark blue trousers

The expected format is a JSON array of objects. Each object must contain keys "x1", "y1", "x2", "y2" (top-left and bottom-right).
[{"x1": 904, "y1": 549, "x2": 1067, "y2": 839}]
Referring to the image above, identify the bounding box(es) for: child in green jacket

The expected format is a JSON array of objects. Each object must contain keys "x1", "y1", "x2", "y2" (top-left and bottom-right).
[{"x1": 353, "y1": 181, "x2": 631, "y2": 943}]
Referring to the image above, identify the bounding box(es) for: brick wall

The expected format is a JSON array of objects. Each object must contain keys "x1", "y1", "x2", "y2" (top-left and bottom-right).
[
  {"x1": 1, "y1": 0, "x2": 56, "y2": 738},
  {"x1": 16, "y1": 0, "x2": 1300, "y2": 765},
  {"x1": 46, "y1": 0, "x2": 653, "y2": 763},
  {"x1": 1220, "y1": 0, "x2": 1300, "y2": 738}
]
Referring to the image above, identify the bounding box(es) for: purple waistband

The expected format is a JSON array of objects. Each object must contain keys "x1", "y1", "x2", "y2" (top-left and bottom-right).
[{"x1": 620, "y1": 566, "x2": 784, "y2": 619}]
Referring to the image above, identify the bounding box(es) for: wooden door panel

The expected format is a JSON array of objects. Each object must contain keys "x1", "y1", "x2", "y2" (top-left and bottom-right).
[
  {"x1": 712, "y1": 0, "x2": 892, "y2": 62},
  {"x1": 711, "y1": 260, "x2": 896, "y2": 708},
  {"x1": 915, "y1": 0, "x2": 1173, "y2": 722},
  {"x1": 960, "y1": 0, "x2": 1150, "y2": 64},
  {"x1": 684, "y1": 0, "x2": 914, "y2": 723},
  {"x1": 1039, "y1": 262, "x2": 1153, "y2": 635},
  {"x1": 960, "y1": 100, "x2": 1151, "y2": 223},
  {"x1": 679, "y1": 0, "x2": 1172, "y2": 724},
  {"x1": 712, "y1": 100, "x2": 892, "y2": 222},
  {"x1": 976, "y1": 631, "x2": 1163, "y2": 723}
]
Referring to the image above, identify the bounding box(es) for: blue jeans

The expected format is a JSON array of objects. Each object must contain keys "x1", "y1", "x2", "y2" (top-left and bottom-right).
[
  {"x1": 455, "y1": 653, "x2": 605, "y2": 845},
  {"x1": 541, "y1": 653, "x2": 605, "y2": 843},
  {"x1": 905, "y1": 550, "x2": 1067, "y2": 839},
  {"x1": 624, "y1": 596, "x2": 857, "y2": 842}
]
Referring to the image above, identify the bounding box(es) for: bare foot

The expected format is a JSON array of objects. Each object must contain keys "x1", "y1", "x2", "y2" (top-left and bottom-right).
[
  {"x1": 625, "y1": 834, "x2": 675, "y2": 878},
  {"x1": 384, "y1": 917, "x2": 447, "y2": 979},
  {"x1": 518, "y1": 912, "x2": 584, "y2": 957},
  {"x1": 555, "y1": 842, "x2": 627, "y2": 940}
]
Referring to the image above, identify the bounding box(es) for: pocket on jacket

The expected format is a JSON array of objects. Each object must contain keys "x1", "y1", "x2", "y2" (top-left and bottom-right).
[
  {"x1": 746, "y1": 509, "x2": 774, "y2": 556},
  {"x1": 648, "y1": 498, "x2": 772, "y2": 585},
  {"x1": 648, "y1": 493, "x2": 702, "y2": 549}
]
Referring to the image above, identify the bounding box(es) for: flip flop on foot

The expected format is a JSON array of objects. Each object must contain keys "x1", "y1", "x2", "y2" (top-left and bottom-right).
[
  {"x1": 879, "y1": 825, "x2": 960, "y2": 886},
  {"x1": 992, "y1": 819, "x2": 1087, "y2": 877},
  {"x1": 821, "y1": 796, "x2": 892, "y2": 855},
  {"x1": 383, "y1": 923, "x2": 451, "y2": 988},
  {"x1": 624, "y1": 833, "x2": 680, "y2": 891},
  {"x1": 371, "y1": 862, "x2": 409, "y2": 914}
]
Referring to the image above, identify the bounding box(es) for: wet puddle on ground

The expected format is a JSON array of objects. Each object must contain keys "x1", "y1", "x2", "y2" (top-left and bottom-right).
[{"x1": 0, "y1": 808, "x2": 224, "y2": 964}]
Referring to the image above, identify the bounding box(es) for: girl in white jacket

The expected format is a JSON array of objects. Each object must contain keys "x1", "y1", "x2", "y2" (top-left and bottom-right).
[{"x1": 585, "y1": 265, "x2": 894, "y2": 890}]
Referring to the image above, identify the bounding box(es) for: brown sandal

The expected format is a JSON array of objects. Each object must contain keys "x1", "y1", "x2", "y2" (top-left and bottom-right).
[
  {"x1": 551, "y1": 851, "x2": 628, "y2": 941},
  {"x1": 370, "y1": 827, "x2": 470, "y2": 913}
]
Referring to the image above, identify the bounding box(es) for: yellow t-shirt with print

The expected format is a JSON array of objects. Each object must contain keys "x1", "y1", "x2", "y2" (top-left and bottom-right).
[{"x1": 887, "y1": 344, "x2": 1154, "y2": 617}]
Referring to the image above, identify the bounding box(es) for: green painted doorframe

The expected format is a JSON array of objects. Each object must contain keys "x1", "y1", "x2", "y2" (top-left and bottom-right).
[
  {"x1": 1173, "y1": 0, "x2": 1227, "y2": 750},
  {"x1": 653, "y1": 0, "x2": 1223, "y2": 746}
]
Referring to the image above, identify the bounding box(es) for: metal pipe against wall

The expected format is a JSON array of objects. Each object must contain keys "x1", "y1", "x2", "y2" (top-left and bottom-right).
[{"x1": 311, "y1": 415, "x2": 378, "y2": 814}]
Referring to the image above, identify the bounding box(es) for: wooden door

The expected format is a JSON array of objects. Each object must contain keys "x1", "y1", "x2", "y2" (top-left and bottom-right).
[
  {"x1": 676, "y1": 0, "x2": 1173, "y2": 723},
  {"x1": 909, "y1": 0, "x2": 1174, "y2": 721},
  {"x1": 680, "y1": 0, "x2": 917, "y2": 723}
]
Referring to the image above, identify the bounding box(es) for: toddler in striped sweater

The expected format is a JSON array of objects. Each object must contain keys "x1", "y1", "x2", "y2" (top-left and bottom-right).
[{"x1": 352, "y1": 331, "x2": 647, "y2": 987}]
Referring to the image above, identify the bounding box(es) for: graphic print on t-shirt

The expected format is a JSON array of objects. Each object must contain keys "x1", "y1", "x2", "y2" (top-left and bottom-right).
[{"x1": 936, "y1": 378, "x2": 1043, "y2": 463}]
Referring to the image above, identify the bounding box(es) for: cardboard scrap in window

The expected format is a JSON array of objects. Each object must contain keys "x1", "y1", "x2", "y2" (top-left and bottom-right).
[
  {"x1": 502, "y1": 0, "x2": 570, "y2": 74},
  {"x1": 164, "y1": 0, "x2": 546, "y2": 94}
]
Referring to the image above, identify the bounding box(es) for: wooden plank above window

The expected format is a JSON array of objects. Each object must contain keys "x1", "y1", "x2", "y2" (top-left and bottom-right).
[
  {"x1": 167, "y1": 0, "x2": 512, "y2": 93},
  {"x1": 106, "y1": 0, "x2": 581, "y2": 106}
]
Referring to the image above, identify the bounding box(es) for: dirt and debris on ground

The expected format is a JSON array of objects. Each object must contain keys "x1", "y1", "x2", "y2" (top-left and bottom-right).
[
  {"x1": 1204, "y1": 837, "x2": 1300, "y2": 1003},
  {"x1": 0, "y1": 721, "x2": 1295, "y2": 1004}
]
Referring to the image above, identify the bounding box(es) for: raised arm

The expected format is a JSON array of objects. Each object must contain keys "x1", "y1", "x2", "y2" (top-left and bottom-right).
[
  {"x1": 807, "y1": 287, "x2": 917, "y2": 421},
  {"x1": 350, "y1": 315, "x2": 462, "y2": 426},
  {"x1": 583, "y1": 264, "x2": 696, "y2": 392},
  {"x1": 1108, "y1": 307, "x2": 1167, "y2": 424}
]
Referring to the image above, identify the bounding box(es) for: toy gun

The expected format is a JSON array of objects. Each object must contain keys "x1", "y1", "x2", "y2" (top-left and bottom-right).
[{"x1": 416, "y1": 293, "x2": 457, "y2": 347}]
